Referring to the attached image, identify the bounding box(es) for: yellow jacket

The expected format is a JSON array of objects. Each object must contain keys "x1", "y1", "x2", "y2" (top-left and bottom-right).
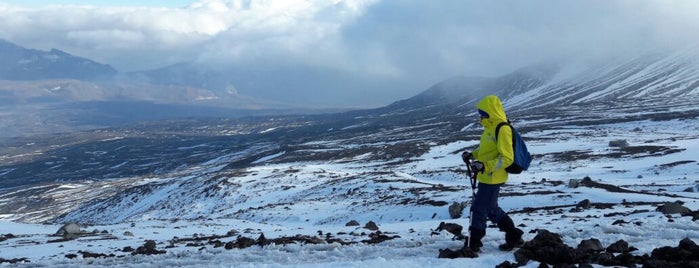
[{"x1": 471, "y1": 95, "x2": 514, "y2": 185}]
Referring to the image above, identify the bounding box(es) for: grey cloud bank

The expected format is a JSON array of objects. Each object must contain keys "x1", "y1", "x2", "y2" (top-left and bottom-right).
[{"x1": 1, "y1": 0, "x2": 698, "y2": 107}]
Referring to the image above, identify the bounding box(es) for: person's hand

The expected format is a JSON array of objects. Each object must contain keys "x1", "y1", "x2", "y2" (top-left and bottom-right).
[
  {"x1": 461, "y1": 151, "x2": 472, "y2": 163},
  {"x1": 472, "y1": 161, "x2": 485, "y2": 173}
]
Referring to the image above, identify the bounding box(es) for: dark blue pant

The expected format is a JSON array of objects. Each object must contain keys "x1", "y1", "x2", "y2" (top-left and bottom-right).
[{"x1": 470, "y1": 182, "x2": 506, "y2": 232}]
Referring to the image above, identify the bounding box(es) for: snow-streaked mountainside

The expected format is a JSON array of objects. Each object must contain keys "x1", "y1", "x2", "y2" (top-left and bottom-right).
[
  {"x1": 396, "y1": 47, "x2": 699, "y2": 113},
  {"x1": 0, "y1": 39, "x2": 117, "y2": 81},
  {"x1": 1, "y1": 50, "x2": 699, "y2": 267}
]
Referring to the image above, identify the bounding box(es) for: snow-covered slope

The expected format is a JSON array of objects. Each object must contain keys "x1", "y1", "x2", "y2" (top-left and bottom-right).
[
  {"x1": 1, "y1": 48, "x2": 699, "y2": 266},
  {"x1": 1, "y1": 114, "x2": 698, "y2": 267},
  {"x1": 507, "y1": 50, "x2": 699, "y2": 108},
  {"x1": 389, "y1": 47, "x2": 699, "y2": 113}
]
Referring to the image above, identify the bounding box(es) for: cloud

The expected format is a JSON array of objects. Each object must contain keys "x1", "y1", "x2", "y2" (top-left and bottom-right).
[
  {"x1": 0, "y1": 0, "x2": 376, "y2": 71},
  {"x1": 1, "y1": 0, "x2": 699, "y2": 106}
]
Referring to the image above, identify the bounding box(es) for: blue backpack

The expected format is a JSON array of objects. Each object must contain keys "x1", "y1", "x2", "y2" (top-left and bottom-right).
[{"x1": 495, "y1": 121, "x2": 532, "y2": 174}]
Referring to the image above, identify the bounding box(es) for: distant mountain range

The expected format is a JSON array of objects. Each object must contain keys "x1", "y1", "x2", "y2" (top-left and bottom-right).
[
  {"x1": 1, "y1": 39, "x2": 698, "y2": 138},
  {"x1": 0, "y1": 39, "x2": 117, "y2": 81},
  {"x1": 389, "y1": 49, "x2": 699, "y2": 117}
]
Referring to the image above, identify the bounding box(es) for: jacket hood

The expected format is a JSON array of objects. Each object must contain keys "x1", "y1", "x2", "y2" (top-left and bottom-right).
[{"x1": 476, "y1": 95, "x2": 507, "y2": 124}]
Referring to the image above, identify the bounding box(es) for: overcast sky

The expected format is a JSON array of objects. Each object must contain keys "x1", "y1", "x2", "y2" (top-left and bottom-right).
[{"x1": 1, "y1": 0, "x2": 699, "y2": 107}]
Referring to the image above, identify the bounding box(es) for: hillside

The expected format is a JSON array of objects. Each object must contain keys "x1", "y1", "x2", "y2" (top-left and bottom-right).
[
  {"x1": 1, "y1": 49, "x2": 699, "y2": 266},
  {"x1": 0, "y1": 39, "x2": 117, "y2": 81}
]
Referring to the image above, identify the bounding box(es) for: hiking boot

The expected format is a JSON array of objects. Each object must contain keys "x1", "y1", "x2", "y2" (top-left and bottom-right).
[
  {"x1": 498, "y1": 238, "x2": 524, "y2": 251},
  {"x1": 496, "y1": 215, "x2": 524, "y2": 251},
  {"x1": 460, "y1": 246, "x2": 479, "y2": 258},
  {"x1": 465, "y1": 228, "x2": 485, "y2": 252}
]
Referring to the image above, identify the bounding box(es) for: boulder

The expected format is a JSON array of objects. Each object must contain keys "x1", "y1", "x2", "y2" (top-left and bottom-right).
[
  {"x1": 56, "y1": 223, "x2": 81, "y2": 239},
  {"x1": 448, "y1": 202, "x2": 463, "y2": 219},
  {"x1": 364, "y1": 221, "x2": 379, "y2": 231},
  {"x1": 656, "y1": 202, "x2": 691, "y2": 215}
]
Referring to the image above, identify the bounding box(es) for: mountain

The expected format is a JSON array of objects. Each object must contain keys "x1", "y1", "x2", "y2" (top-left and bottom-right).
[
  {"x1": 390, "y1": 49, "x2": 699, "y2": 114},
  {"x1": 0, "y1": 39, "x2": 117, "y2": 81},
  {"x1": 0, "y1": 41, "x2": 326, "y2": 138},
  {"x1": 1, "y1": 47, "x2": 699, "y2": 266},
  {"x1": 120, "y1": 62, "x2": 232, "y2": 94}
]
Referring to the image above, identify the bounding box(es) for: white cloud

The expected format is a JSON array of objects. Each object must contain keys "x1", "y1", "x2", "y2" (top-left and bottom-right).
[
  {"x1": 1, "y1": 0, "x2": 699, "y2": 106},
  {"x1": 0, "y1": 0, "x2": 377, "y2": 71}
]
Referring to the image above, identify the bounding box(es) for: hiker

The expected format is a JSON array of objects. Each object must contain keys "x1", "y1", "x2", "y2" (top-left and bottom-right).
[{"x1": 461, "y1": 95, "x2": 524, "y2": 252}]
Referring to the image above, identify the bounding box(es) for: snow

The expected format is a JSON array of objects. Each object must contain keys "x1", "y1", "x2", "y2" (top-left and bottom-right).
[{"x1": 1, "y1": 117, "x2": 699, "y2": 267}]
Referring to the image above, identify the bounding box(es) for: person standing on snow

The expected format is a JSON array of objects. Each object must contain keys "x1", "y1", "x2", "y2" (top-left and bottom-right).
[{"x1": 461, "y1": 95, "x2": 524, "y2": 252}]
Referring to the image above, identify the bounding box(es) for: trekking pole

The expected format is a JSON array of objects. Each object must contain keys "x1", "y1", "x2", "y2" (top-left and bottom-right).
[
  {"x1": 464, "y1": 156, "x2": 476, "y2": 199},
  {"x1": 463, "y1": 154, "x2": 477, "y2": 249}
]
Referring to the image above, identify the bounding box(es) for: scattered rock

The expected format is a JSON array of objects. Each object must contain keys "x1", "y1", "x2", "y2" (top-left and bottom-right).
[
  {"x1": 123, "y1": 231, "x2": 134, "y2": 237},
  {"x1": 132, "y1": 240, "x2": 166, "y2": 255},
  {"x1": 577, "y1": 238, "x2": 604, "y2": 253},
  {"x1": 576, "y1": 199, "x2": 591, "y2": 209},
  {"x1": 609, "y1": 139, "x2": 629, "y2": 148},
  {"x1": 0, "y1": 257, "x2": 29, "y2": 264},
  {"x1": 225, "y1": 236, "x2": 256, "y2": 249},
  {"x1": 495, "y1": 260, "x2": 517, "y2": 268},
  {"x1": 0, "y1": 233, "x2": 15, "y2": 242},
  {"x1": 438, "y1": 247, "x2": 478, "y2": 259},
  {"x1": 507, "y1": 229, "x2": 698, "y2": 267},
  {"x1": 361, "y1": 231, "x2": 400, "y2": 244},
  {"x1": 364, "y1": 221, "x2": 379, "y2": 231},
  {"x1": 433, "y1": 222, "x2": 464, "y2": 240},
  {"x1": 606, "y1": 240, "x2": 632, "y2": 253},
  {"x1": 568, "y1": 179, "x2": 580, "y2": 188},
  {"x1": 650, "y1": 237, "x2": 699, "y2": 266},
  {"x1": 79, "y1": 250, "x2": 115, "y2": 258},
  {"x1": 448, "y1": 202, "x2": 464, "y2": 219},
  {"x1": 513, "y1": 229, "x2": 576, "y2": 266},
  {"x1": 656, "y1": 201, "x2": 691, "y2": 215},
  {"x1": 345, "y1": 220, "x2": 360, "y2": 227},
  {"x1": 56, "y1": 222, "x2": 82, "y2": 240}
]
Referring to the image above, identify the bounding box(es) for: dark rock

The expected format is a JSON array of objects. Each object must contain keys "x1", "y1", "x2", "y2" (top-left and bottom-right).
[
  {"x1": 133, "y1": 240, "x2": 166, "y2": 255},
  {"x1": 656, "y1": 201, "x2": 691, "y2": 215},
  {"x1": 345, "y1": 220, "x2": 360, "y2": 226},
  {"x1": 437, "y1": 247, "x2": 478, "y2": 259},
  {"x1": 495, "y1": 260, "x2": 517, "y2": 268},
  {"x1": 144, "y1": 240, "x2": 157, "y2": 251},
  {"x1": 256, "y1": 233, "x2": 267, "y2": 245},
  {"x1": 437, "y1": 248, "x2": 463, "y2": 259},
  {"x1": 609, "y1": 140, "x2": 629, "y2": 148},
  {"x1": 503, "y1": 231, "x2": 698, "y2": 268},
  {"x1": 611, "y1": 219, "x2": 629, "y2": 225},
  {"x1": 449, "y1": 202, "x2": 463, "y2": 219},
  {"x1": 364, "y1": 221, "x2": 379, "y2": 231},
  {"x1": 226, "y1": 236, "x2": 256, "y2": 249},
  {"x1": 576, "y1": 199, "x2": 591, "y2": 209},
  {"x1": 515, "y1": 229, "x2": 578, "y2": 265},
  {"x1": 606, "y1": 240, "x2": 630, "y2": 253},
  {"x1": 568, "y1": 179, "x2": 580, "y2": 188},
  {"x1": 577, "y1": 238, "x2": 604, "y2": 253},
  {"x1": 435, "y1": 222, "x2": 464, "y2": 239},
  {"x1": 0, "y1": 233, "x2": 14, "y2": 242},
  {"x1": 361, "y1": 231, "x2": 400, "y2": 244},
  {"x1": 0, "y1": 257, "x2": 29, "y2": 264},
  {"x1": 79, "y1": 250, "x2": 115, "y2": 258}
]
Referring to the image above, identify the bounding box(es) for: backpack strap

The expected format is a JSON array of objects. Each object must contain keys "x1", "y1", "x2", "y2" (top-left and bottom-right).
[{"x1": 494, "y1": 121, "x2": 511, "y2": 140}]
